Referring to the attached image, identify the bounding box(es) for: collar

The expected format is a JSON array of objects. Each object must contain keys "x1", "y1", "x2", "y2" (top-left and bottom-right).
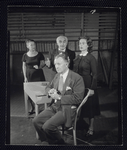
[
  {"x1": 79, "y1": 52, "x2": 88, "y2": 56},
  {"x1": 60, "y1": 69, "x2": 69, "y2": 83},
  {"x1": 58, "y1": 49, "x2": 66, "y2": 52}
]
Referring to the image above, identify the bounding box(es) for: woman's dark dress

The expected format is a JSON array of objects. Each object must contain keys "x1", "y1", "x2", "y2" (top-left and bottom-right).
[
  {"x1": 73, "y1": 53, "x2": 100, "y2": 118},
  {"x1": 22, "y1": 52, "x2": 45, "y2": 82}
]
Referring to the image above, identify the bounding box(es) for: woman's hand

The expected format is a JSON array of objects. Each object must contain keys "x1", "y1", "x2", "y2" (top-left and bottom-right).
[
  {"x1": 33, "y1": 65, "x2": 38, "y2": 69},
  {"x1": 89, "y1": 89, "x2": 94, "y2": 96}
]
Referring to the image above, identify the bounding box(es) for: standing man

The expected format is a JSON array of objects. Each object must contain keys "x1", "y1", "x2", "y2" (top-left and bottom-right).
[
  {"x1": 33, "y1": 53, "x2": 85, "y2": 145},
  {"x1": 45, "y1": 35, "x2": 75, "y2": 78}
]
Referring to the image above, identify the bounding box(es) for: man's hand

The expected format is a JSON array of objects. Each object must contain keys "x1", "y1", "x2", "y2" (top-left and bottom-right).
[
  {"x1": 50, "y1": 93, "x2": 61, "y2": 100},
  {"x1": 48, "y1": 88, "x2": 57, "y2": 96}
]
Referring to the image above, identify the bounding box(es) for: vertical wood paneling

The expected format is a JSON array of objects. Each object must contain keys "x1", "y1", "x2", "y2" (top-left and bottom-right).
[
  {"x1": 64, "y1": 13, "x2": 81, "y2": 41},
  {"x1": 8, "y1": 12, "x2": 118, "y2": 53}
]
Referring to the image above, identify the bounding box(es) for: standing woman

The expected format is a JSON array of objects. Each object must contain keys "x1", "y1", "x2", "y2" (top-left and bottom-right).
[
  {"x1": 73, "y1": 36, "x2": 100, "y2": 137},
  {"x1": 22, "y1": 39, "x2": 45, "y2": 115}
]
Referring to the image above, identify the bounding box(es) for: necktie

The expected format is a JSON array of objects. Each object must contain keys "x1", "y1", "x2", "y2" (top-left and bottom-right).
[
  {"x1": 58, "y1": 75, "x2": 64, "y2": 93},
  {"x1": 54, "y1": 74, "x2": 64, "y2": 105}
]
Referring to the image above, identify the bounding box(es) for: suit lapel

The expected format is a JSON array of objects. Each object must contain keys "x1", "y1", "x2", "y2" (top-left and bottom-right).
[{"x1": 53, "y1": 74, "x2": 60, "y2": 90}]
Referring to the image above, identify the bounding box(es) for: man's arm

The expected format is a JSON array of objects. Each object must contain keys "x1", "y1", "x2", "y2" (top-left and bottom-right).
[
  {"x1": 69, "y1": 50, "x2": 76, "y2": 70},
  {"x1": 45, "y1": 74, "x2": 57, "y2": 95},
  {"x1": 45, "y1": 80, "x2": 54, "y2": 95}
]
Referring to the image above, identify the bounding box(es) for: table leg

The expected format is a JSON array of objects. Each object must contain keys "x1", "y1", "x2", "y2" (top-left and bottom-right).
[
  {"x1": 36, "y1": 132, "x2": 39, "y2": 139},
  {"x1": 44, "y1": 103, "x2": 47, "y2": 109},
  {"x1": 35, "y1": 104, "x2": 39, "y2": 139},
  {"x1": 24, "y1": 91, "x2": 28, "y2": 118},
  {"x1": 35, "y1": 104, "x2": 38, "y2": 116}
]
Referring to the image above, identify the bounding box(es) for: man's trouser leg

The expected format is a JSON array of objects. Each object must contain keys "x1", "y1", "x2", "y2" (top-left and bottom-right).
[
  {"x1": 33, "y1": 107, "x2": 66, "y2": 143},
  {"x1": 33, "y1": 107, "x2": 55, "y2": 142},
  {"x1": 43, "y1": 110, "x2": 66, "y2": 143}
]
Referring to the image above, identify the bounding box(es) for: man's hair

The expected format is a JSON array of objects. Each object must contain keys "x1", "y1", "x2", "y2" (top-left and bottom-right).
[
  {"x1": 79, "y1": 36, "x2": 93, "y2": 52},
  {"x1": 54, "y1": 52, "x2": 70, "y2": 63},
  {"x1": 56, "y1": 35, "x2": 68, "y2": 44}
]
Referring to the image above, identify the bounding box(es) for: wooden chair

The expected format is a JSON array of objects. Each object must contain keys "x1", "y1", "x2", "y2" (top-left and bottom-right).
[{"x1": 61, "y1": 88, "x2": 91, "y2": 145}]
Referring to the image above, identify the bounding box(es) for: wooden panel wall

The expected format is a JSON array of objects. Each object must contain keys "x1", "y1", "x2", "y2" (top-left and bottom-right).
[
  {"x1": 8, "y1": 12, "x2": 117, "y2": 53},
  {"x1": 8, "y1": 11, "x2": 119, "y2": 86},
  {"x1": 8, "y1": 12, "x2": 82, "y2": 53},
  {"x1": 99, "y1": 12, "x2": 118, "y2": 84},
  {"x1": 8, "y1": 12, "x2": 116, "y2": 52}
]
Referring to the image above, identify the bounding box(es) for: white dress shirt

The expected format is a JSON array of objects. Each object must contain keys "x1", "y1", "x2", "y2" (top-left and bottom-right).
[
  {"x1": 58, "y1": 49, "x2": 66, "y2": 53},
  {"x1": 79, "y1": 52, "x2": 88, "y2": 56},
  {"x1": 60, "y1": 69, "x2": 69, "y2": 83}
]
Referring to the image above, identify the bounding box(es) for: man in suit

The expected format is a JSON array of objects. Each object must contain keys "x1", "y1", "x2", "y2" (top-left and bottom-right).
[
  {"x1": 33, "y1": 53, "x2": 85, "y2": 145},
  {"x1": 45, "y1": 35, "x2": 75, "y2": 74}
]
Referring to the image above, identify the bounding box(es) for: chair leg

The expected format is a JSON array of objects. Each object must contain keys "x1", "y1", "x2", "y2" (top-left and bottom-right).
[
  {"x1": 73, "y1": 129, "x2": 77, "y2": 145},
  {"x1": 62, "y1": 124, "x2": 64, "y2": 135}
]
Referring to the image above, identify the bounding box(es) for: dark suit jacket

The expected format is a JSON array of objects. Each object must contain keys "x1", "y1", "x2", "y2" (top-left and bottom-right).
[
  {"x1": 45, "y1": 70, "x2": 85, "y2": 127},
  {"x1": 48, "y1": 48, "x2": 75, "y2": 72}
]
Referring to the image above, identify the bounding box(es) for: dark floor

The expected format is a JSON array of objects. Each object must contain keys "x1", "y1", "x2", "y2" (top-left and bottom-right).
[{"x1": 10, "y1": 84, "x2": 122, "y2": 146}]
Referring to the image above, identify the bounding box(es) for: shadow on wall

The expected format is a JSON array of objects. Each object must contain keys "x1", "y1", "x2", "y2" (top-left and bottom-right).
[
  {"x1": 42, "y1": 53, "x2": 56, "y2": 82},
  {"x1": 43, "y1": 66, "x2": 56, "y2": 82}
]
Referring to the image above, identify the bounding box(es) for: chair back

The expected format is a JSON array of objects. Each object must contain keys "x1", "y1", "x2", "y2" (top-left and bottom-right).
[
  {"x1": 62, "y1": 88, "x2": 91, "y2": 146},
  {"x1": 76, "y1": 88, "x2": 91, "y2": 114}
]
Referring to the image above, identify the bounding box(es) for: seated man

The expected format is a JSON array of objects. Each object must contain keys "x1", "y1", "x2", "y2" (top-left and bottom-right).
[{"x1": 33, "y1": 53, "x2": 85, "y2": 145}]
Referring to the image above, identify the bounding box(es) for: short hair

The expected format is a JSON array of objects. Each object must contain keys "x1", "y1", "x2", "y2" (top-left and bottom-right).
[
  {"x1": 56, "y1": 35, "x2": 68, "y2": 44},
  {"x1": 25, "y1": 39, "x2": 35, "y2": 45},
  {"x1": 54, "y1": 53, "x2": 70, "y2": 63},
  {"x1": 79, "y1": 36, "x2": 93, "y2": 52}
]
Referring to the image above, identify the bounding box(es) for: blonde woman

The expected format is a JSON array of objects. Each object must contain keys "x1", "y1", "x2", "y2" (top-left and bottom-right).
[{"x1": 22, "y1": 39, "x2": 45, "y2": 115}]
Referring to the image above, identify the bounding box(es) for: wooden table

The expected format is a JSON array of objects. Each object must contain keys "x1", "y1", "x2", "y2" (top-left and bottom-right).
[
  {"x1": 23, "y1": 81, "x2": 51, "y2": 118},
  {"x1": 24, "y1": 81, "x2": 51, "y2": 139}
]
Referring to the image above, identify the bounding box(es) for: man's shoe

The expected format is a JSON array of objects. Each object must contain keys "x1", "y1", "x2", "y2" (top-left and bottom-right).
[
  {"x1": 85, "y1": 129, "x2": 94, "y2": 137},
  {"x1": 53, "y1": 139, "x2": 71, "y2": 146},
  {"x1": 28, "y1": 111, "x2": 35, "y2": 115},
  {"x1": 41, "y1": 141, "x2": 49, "y2": 146}
]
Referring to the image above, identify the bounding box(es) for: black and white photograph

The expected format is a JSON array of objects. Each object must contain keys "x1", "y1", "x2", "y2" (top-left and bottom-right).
[{"x1": 7, "y1": 5, "x2": 122, "y2": 146}]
